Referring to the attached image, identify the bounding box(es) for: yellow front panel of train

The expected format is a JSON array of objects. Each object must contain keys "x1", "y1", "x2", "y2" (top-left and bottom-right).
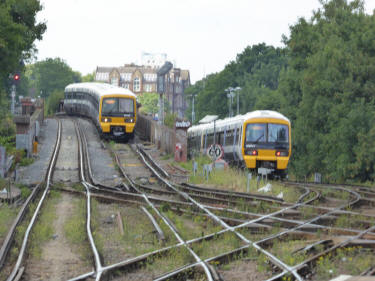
[
  {"x1": 100, "y1": 117, "x2": 135, "y2": 133},
  {"x1": 242, "y1": 117, "x2": 291, "y2": 170}
]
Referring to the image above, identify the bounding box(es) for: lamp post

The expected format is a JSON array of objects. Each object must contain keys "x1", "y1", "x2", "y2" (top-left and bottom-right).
[
  {"x1": 225, "y1": 87, "x2": 235, "y2": 117},
  {"x1": 191, "y1": 94, "x2": 196, "y2": 124},
  {"x1": 186, "y1": 94, "x2": 196, "y2": 124},
  {"x1": 234, "y1": 86, "x2": 241, "y2": 115}
]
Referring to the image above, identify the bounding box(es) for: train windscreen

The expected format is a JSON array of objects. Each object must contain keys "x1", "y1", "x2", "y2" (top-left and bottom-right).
[
  {"x1": 267, "y1": 124, "x2": 288, "y2": 143},
  {"x1": 102, "y1": 97, "x2": 134, "y2": 117},
  {"x1": 245, "y1": 123, "x2": 288, "y2": 144},
  {"x1": 245, "y1": 124, "x2": 266, "y2": 143}
]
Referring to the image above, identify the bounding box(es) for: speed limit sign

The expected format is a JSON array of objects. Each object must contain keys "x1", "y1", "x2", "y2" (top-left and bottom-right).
[{"x1": 207, "y1": 144, "x2": 224, "y2": 160}]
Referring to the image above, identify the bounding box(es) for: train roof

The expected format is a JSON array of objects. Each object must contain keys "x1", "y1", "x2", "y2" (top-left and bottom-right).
[
  {"x1": 65, "y1": 82, "x2": 136, "y2": 98},
  {"x1": 188, "y1": 110, "x2": 290, "y2": 134}
]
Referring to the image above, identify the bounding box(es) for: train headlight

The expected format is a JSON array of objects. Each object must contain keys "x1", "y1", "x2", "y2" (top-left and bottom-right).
[
  {"x1": 246, "y1": 150, "x2": 257, "y2": 156},
  {"x1": 276, "y1": 151, "x2": 288, "y2": 157},
  {"x1": 101, "y1": 117, "x2": 112, "y2": 122},
  {"x1": 125, "y1": 118, "x2": 134, "y2": 123}
]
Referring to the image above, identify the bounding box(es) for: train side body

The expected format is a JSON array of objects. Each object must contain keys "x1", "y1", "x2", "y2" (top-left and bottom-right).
[
  {"x1": 187, "y1": 110, "x2": 291, "y2": 176},
  {"x1": 64, "y1": 82, "x2": 137, "y2": 139}
]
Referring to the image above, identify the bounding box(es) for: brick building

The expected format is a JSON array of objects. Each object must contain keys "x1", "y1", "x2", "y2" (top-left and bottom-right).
[{"x1": 95, "y1": 61, "x2": 190, "y2": 118}]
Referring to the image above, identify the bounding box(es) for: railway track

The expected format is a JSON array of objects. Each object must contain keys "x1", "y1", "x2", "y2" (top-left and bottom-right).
[{"x1": 1, "y1": 117, "x2": 375, "y2": 280}]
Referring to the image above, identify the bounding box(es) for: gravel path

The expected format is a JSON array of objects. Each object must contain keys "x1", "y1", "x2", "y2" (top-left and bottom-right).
[
  {"x1": 79, "y1": 118, "x2": 121, "y2": 186},
  {"x1": 23, "y1": 193, "x2": 92, "y2": 281},
  {"x1": 52, "y1": 119, "x2": 79, "y2": 183},
  {"x1": 16, "y1": 118, "x2": 58, "y2": 185}
]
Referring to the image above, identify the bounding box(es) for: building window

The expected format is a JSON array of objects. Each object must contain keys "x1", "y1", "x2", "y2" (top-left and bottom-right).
[
  {"x1": 111, "y1": 77, "x2": 118, "y2": 85},
  {"x1": 121, "y1": 73, "x2": 132, "y2": 81},
  {"x1": 144, "y1": 84, "x2": 152, "y2": 92},
  {"x1": 96, "y1": 72, "x2": 109, "y2": 81},
  {"x1": 133, "y1": 77, "x2": 140, "y2": 92},
  {"x1": 124, "y1": 83, "x2": 129, "y2": 89}
]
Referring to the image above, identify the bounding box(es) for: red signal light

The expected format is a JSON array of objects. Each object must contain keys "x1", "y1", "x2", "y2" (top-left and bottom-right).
[
  {"x1": 252, "y1": 150, "x2": 257, "y2": 156},
  {"x1": 276, "y1": 151, "x2": 281, "y2": 156},
  {"x1": 14, "y1": 74, "x2": 20, "y2": 81}
]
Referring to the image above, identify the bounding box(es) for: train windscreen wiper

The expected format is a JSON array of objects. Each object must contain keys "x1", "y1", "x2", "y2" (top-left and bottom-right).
[{"x1": 254, "y1": 134, "x2": 264, "y2": 143}]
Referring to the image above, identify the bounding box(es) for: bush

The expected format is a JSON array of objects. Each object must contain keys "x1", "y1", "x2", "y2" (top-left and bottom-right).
[
  {"x1": 164, "y1": 112, "x2": 177, "y2": 129},
  {"x1": 45, "y1": 90, "x2": 64, "y2": 116}
]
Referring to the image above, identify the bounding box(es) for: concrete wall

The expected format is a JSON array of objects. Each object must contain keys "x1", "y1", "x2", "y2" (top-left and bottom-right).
[
  {"x1": 14, "y1": 107, "x2": 43, "y2": 156},
  {"x1": 136, "y1": 114, "x2": 188, "y2": 156}
]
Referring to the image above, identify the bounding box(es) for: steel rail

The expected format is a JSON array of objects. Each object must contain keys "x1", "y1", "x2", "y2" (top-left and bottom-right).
[
  {"x1": 6, "y1": 119, "x2": 62, "y2": 281},
  {"x1": 74, "y1": 122, "x2": 214, "y2": 281},
  {"x1": 138, "y1": 145, "x2": 170, "y2": 179},
  {"x1": 205, "y1": 204, "x2": 375, "y2": 237},
  {"x1": 136, "y1": 145, "x2": 375, "y2": 280},
  {"x1": 247, "y1": 186, "x2": 362, "y2": 280},
  {"x1": 114, "y1": 150, "x2": 215, "y2": 281},
  {"x1": 135, "y1": 145, "x2": 305, "y2": 281},
  {"x1": 136, "y1": 144, "x2": 285, "y2": 204},
  {"x1": 0, "y1": 183, "x2": 41, "y2": 270},
  {"x1": 291, "y1": 223, "x2": 375, "y2": 279},
  {"x1": 69, "y1": 138, "x2": 374, "y2": 280},
  {"x1": 75, "y1": 120, "x2": 104, "y2": 281},
  {"x1": 141, "y1": 206, "x2": 166, "y2": 242},
  {"x1": 138, "y1": 146, "x2": 375, "y2": 280}
]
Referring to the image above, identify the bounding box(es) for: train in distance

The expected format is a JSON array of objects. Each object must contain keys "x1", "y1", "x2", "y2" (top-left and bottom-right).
[
  {"x1": 187, "y1": 110, "x2": 291, "y2": 178},
  {"x1": 64, "y1": 82, "x2": 138, "y2": 140}
]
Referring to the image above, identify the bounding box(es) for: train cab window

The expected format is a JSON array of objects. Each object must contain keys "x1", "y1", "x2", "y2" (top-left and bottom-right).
[
  {"x1": 102, "y1": 98, "x2": 134, "y2": 116},
  {"x1": 268, "y1": 124, "x2": 289, "y2": 143},
  {"x1": 245, "y1": 124, "x2": 266, "y2": 143}
]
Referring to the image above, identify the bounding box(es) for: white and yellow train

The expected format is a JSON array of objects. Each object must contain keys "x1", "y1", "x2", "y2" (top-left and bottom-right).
[
  {"x1": 187, "y1": 110, "x2": 291, "y2": 177},
  {"x1": 64, "y1": 82, "x2": 137, "y2": 139}
]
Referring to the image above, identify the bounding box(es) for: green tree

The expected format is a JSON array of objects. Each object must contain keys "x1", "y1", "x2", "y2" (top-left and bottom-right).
[
  {"x1": 185, "y1": 43, "x2": 287, "y2": 122},
  {"x1": 82, "y1": 71, "x2": 95, "y2": 82},
  {"x1": 29, "y1": 58, "x2": 81, "y2": 98},
  {"x1": 45, "y1": 89, "x2": 64, "y2": 116},
  {"x1": 281, "y1": 0, "x2": 375, "y2": 182},
  {"x1": 0, "y1": 0, "x2": 46, "y2": 89},
  {"x1": 138, "y1": 93, "x2": 159, "y2": 116}
]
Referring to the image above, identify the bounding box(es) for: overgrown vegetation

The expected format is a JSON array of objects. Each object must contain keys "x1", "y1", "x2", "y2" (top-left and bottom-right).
[
  {"x1": 64, "y1": 194, "x2": 92, "y2": 264},
  {"x1": 0, "y1": 204, "x2": 20, "y2": 242},
  {"x1": 315, "y1": 247, "x2": 375, "y2": 280},
  {"x1": 162, "y1": 209, "x2": 222, "y2": 240},
  {"x1": 28, "y1": 190, "x2": 61, "y2": 258},
  {"x1": 177, "y1": 156, "x2": 298, "y2": 203}
]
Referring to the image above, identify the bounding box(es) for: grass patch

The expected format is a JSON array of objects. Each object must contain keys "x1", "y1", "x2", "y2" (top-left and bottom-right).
[
  {"x1": 0, "y1": 204, "x2": 19, "y2": 241},
  {"x1": 334, "y1": 214, "x2": 373, "y2": 230},
  {"x1": 28, "y1": 190, "x2": 61, "y2": 258},
  {"x1": 178, "y1": 157, "x2": 299, "y2": 203},
  {"x1": 239, "y1": 198, "x2": 276, "y2": 214},
  {"x1": 18, "y1": 184, "x2": 32, "y2": 199},
  {"x1": 19, "y1": 157, "x2": 34, "y2": 167},
  {"x1": 117, "y1": 206, "x2": 163, "y2": 256},
  {"x1": 160, "y1": 153, "x2": 173, "y2": 160},
  {"x1": 145, "y1": 246, "x2": 194, "y2": 274},
  {"x1": 270, "y1": 240, "x2": 307, "y2": 266},
  {"x1": 64, "y1": 195, "x2": 92, "y2": 264},
  {"x1": 71, "y1": 183, "x2": 85, "y2": 192},
  {"x1": 191, "y1": 231, "x2": 243, "y2": 260},
  {"x1": 315, "y1": 247, "x2": 375, "y2": 280},
  {"x1": 163, "y1": 209, "x2": 222, "y2": 240},
  {"x1": 90, "y1": 198, "x2": 104, "y2": 254},
  {"x1": 319, "y1": 188, "x2": 351, "y2": 201}
]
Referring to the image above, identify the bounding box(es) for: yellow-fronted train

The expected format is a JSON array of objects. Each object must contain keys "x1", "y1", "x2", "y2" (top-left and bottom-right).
[
  {"x1": 187, "y1": 110, "x2": 291, "y2": 178},
  {"x1": 64, "y1": 82, "x2": 137, "y2": 140}
]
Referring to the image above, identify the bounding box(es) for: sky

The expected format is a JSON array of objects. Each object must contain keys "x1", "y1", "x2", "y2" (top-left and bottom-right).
[{"x1": 35, "y1": 0, "x2": 375, "y2": 83}]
